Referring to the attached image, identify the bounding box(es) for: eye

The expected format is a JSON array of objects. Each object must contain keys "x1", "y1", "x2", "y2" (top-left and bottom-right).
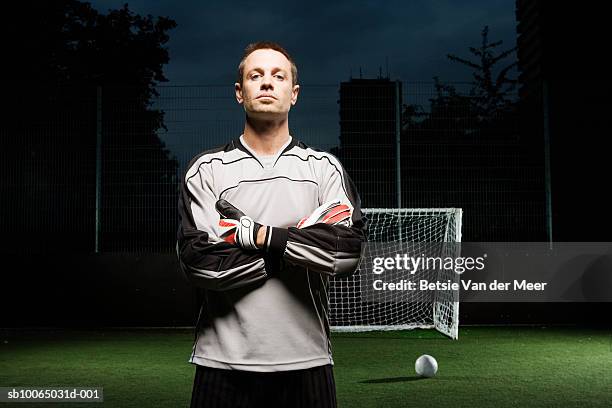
[
  {"x1": 274, "y1": 74, "x2": 285, "y2": 80},
  {"x1": 250, "y1": 73, "x2": 262, "y2": 80}
]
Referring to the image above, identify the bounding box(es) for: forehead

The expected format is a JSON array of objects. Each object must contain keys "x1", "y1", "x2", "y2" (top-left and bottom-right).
[{"x1": 243, "y1": 49, "x2": 291, "y2": 71}]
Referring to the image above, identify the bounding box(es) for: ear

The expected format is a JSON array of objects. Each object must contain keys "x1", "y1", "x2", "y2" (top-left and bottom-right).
[
  {"x1": 291, "y1": 84, "x2": 300, "y2": 106},
  {"x1": 235, "y1": 82, "x2": 244, "y2": 104}
]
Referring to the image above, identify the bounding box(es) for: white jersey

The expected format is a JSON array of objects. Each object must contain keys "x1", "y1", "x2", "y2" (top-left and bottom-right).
[{"x1": 177, "y1": 136, "x2": 366, "y2": 372}]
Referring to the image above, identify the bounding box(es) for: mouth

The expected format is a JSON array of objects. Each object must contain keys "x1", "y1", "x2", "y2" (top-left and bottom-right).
[{"x1": 256, "y1": 95, "x2": 277, "y2": 100}]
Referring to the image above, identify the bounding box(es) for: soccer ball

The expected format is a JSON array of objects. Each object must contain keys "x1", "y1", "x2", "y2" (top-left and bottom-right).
[{"x1": 415, "y1": 354, "x2": 438, "y2": 378}]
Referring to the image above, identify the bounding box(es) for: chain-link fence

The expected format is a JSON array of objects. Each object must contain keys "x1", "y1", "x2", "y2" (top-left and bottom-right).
[{"x1": 0, "y1": 81, "x2": 547, "y2": 254}]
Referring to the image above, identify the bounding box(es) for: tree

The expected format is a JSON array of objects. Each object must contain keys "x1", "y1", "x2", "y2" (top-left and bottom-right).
[
  {"x1": 2, "y1": 1, "x2": 178, "y2": 253},
  {"x1": 398, "y1": 27, "x2": 544, "y2": 241},
  {"x1": 446, "y1": 25, "x2": 518, "y2": 121}
]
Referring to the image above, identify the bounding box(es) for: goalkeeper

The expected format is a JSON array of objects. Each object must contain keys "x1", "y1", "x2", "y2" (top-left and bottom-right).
[{"x1": 177, "y1": 41, "x2": 366, "y2": 408}]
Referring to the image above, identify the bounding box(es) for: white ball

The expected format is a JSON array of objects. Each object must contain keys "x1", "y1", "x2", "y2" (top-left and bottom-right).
[{"x1": 415, "y1": 354, "x2": 438, "y2": 378}]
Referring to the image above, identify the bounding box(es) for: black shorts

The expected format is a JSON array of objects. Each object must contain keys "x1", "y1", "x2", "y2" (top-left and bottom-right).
[{"x1": 190, "y1": 364, "x2": 337, "y2": 408}]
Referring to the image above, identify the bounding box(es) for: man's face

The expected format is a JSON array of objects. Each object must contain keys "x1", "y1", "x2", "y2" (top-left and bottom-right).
[{"x1": 235, "y1": 49, "x2": 299, "y2": 120}]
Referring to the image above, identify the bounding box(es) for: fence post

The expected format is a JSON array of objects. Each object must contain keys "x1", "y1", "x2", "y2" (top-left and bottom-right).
[
  {"x1": 542, "y1": 80, "x2": 553, "y2": 249},
  {"x1": 395, "y1": 80, "x2": 402, "y2": 209},
  {"x1": 95, "y1": 86, "x2": 102, "y2": 253}
]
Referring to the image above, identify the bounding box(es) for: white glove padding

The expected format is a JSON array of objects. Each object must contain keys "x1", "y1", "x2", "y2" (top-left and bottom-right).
[
  {"x1": 216, "y1": 199, "x2": 263, "y2": 250},
  {"x1": 235, "y1": 215, "x2": 260, "y2": 250},
  {"x1": 297, "y1": 199, "x2": 353, "y2": 228},
  {"x1": 218, "y1": 215, "x2": 261, "y2": 250}
]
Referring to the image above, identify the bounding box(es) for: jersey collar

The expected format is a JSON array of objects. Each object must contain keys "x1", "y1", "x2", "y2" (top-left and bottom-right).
[{"x1": 235, "y1": 135, "x2": 298, "y2": 168}]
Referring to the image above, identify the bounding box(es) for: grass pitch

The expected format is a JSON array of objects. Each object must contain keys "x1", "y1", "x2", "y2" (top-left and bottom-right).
[{"x1": 1, "y1": 327, "x2": 610, "y2": 407}]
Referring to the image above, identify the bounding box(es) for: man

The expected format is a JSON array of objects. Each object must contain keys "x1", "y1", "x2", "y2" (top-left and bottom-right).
[{"x1": 177, "y1": 41, "x2": 366, "y2": 408}]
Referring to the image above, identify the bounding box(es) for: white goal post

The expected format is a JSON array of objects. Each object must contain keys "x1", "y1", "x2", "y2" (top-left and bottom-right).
[{"x1": 329, "y1": 208, "x2": 463, "y2": 339}]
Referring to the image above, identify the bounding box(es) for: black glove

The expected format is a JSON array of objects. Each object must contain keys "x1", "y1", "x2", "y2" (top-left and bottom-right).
[{"x1": 215, "y1": 199, "x2": 264, "y2": 250}]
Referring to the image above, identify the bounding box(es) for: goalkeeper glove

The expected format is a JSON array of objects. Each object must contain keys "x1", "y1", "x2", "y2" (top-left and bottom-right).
[
  {"x1": 297, "y1": 199, "x2": 352, "y2": 228},
  {"x1": 215, "y1": 199, "x2": 265, "y2": 251}
]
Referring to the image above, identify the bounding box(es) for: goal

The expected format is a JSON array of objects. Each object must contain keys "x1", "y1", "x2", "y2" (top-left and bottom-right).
[{"x1": 329, "y1": 208, "x2": 463, "y2": 339}]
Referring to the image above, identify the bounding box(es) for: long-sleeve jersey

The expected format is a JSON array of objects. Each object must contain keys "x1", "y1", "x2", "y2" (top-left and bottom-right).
[{"x1": 177, "y1": 136, "x2": 366, "y2": 372}]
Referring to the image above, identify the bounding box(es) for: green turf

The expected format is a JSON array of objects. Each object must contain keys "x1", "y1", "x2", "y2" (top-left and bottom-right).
[
  {"x1": 1, "y1": 327, "x2": 611, "y2": 407},
  {"x1": 333, "y1": 327, "x2": 612, "y2": 408}
]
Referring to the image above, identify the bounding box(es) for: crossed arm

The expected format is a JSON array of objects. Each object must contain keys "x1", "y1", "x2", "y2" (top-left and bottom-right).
[{"x1": 177, "y1": 160, "x2": 367, "y2": 291}]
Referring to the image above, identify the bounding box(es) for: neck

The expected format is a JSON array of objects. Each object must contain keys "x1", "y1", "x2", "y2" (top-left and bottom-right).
[{"x1": 242, "y1": 115, "x2": 290, "y2": 156}]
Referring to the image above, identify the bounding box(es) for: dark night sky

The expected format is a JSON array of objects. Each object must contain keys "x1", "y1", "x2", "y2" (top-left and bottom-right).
[
  {"x1": 89, "y1": 1, "x2": 519, "y2": 164},
  {"x1": 90, "y1": 0, "x2": 518, "y2": 85}
]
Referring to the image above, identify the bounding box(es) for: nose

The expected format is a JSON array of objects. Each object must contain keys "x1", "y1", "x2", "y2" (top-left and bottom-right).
[{"x1": 260, "y1": 74, "x2": 274, "y2": 90}]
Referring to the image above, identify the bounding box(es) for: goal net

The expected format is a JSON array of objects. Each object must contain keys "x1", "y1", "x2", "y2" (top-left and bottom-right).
[{"x1": 329, "y1": 208, "x2": 463, "y2": 339}]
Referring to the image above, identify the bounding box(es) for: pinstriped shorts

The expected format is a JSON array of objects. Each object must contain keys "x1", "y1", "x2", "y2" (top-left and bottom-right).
[{"x1": 190, "y1": 364, "x2": 337, "y2": 408}]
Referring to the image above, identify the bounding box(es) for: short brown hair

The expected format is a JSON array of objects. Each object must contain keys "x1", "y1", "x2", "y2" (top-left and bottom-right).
[{"x1": 237, "y1": 41, "x2": 298, "y2": 86}]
